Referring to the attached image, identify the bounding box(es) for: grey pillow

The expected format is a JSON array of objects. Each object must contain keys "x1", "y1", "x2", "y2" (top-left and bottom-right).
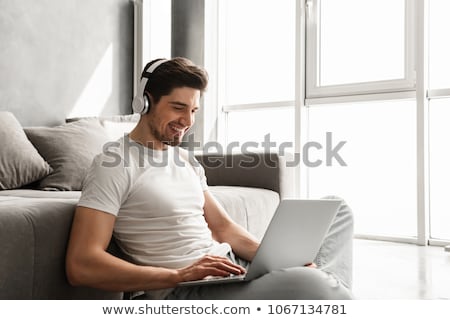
[
  {"x1": 0, "y1": 112, "x2": 52, "y2": 190},
  {"x1": 65, "y1": 114, "x2": 140, "y2": 124},
  {"x1": 66, "y1": 114, "x2": 140, "y2": 140},
  {"x1": 24, "y1": 119, "x2": 111, "y2": 191}
]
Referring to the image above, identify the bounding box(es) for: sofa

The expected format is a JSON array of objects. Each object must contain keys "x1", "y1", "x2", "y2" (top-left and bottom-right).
[{"x1": 0, "y1": 111, "x2": 294, "y2": 299}]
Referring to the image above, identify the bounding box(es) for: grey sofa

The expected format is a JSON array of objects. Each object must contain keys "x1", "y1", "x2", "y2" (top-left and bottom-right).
[{"x1": 0, "y1": 153, "x2": 293, "y2": 299}]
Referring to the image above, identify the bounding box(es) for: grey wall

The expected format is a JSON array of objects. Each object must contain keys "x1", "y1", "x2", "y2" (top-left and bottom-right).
[
  {"x1": 172, "y1": 0, "x2": 206, "y2": 147},
  {"x1": 0, "y1": 0, "x2": 134, "y2": 126},
  {"x1": 171, "y1": 0, "x2": 204, "y2": 66}
]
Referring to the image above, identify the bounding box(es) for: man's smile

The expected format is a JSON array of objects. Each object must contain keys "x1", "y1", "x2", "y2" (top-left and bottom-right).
[{"x1": 168, "y1": 123, "x2": 187, "y2": 136}]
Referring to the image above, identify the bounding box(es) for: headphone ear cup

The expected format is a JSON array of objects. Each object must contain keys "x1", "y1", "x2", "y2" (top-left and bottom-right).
[
  {"x1": 132, "y1": 95, "x2": 144, "y2": 114},
  {"x1": 142, "y1": 93, "x2": 150, "y2": 114},
  {"x1": 132, "y1": 77, "x2": 148, "y2": 114}
]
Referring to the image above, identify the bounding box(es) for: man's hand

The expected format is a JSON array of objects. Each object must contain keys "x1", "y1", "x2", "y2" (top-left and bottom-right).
[{"x1": 176, "y1": 255, "x2": 246, "y2": 283}]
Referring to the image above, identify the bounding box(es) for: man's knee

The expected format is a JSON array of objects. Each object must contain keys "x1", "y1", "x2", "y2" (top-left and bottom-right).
[{"x1": 321, "y1": 195, "x2": 354, "y2": 229}]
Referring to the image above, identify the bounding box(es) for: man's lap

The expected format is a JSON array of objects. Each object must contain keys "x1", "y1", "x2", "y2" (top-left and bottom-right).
[{"x1": 163, "y1": 267, "x2": 353, "y2": 300}]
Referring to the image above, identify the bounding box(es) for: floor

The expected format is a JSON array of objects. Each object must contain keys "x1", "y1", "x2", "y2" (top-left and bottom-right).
[{"x1": 352, "y1": 239, "x2": 450, "y2": 299}]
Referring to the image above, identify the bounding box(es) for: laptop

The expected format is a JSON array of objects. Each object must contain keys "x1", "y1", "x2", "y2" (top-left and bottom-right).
[{"x1": 178, "y1": 198, "x2": 341, "y2": 287}]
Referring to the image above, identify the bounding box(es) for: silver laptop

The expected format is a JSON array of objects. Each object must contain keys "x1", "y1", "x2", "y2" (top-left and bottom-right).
[{"x1": 178, "y1": 199, "x2": 341, "y2": 287}]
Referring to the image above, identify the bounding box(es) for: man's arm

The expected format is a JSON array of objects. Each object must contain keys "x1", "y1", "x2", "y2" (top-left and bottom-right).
[
  {"x1": 203, "y1": 190, "x2": 260, "y2": 262},
  {"x1": 66, "y1": 206, "x2": 181, "y2": 291},
  {"x1": 203, "y1": 192, "x2": 317, "y2": 269},
  {"x1": 66, "y1": 206, "x2": 245, "y2": 291}
]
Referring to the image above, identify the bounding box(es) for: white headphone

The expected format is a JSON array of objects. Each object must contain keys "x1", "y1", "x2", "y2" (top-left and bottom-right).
[{"x1": 132, "y1": 59, "x2": 168, "y2": 114}]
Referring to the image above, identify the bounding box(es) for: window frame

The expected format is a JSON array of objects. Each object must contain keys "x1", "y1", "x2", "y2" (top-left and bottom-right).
[{"x1": 305, "y1": 0, "x2": 416, "y2": 100}]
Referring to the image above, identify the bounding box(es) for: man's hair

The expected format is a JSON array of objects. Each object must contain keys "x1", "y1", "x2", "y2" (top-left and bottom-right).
[{"x1": 142, "y1": 57, "x2": 208, "y2": 105}]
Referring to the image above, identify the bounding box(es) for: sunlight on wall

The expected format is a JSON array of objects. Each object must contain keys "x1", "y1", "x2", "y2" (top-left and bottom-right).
[{"x1": 68, "y1": 43, "x2": 113, "y2": 118}]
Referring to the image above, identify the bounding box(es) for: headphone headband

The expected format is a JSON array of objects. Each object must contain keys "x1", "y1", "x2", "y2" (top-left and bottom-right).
[
  {"x1": 146, "y1": 59, "x2": 168, "y2": 74},
  {"x1": 132, "y1": 59, "x2": 168, "y2": 115}
]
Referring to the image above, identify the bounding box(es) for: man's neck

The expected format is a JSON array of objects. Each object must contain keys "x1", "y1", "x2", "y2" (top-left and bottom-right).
[{"x1": 129, "y1": 127, "x2": 167, "y2": 151}]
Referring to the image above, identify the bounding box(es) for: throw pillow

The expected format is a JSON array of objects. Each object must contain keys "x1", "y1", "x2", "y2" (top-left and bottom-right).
[
  {"x1": 24, "y1": 119, "x2": 111, "y2": 191},
  {"x1": 66, "y1": 114, "x2": 140, "y2": 140},
  {"x1": 0, "y1": 112, "x2": 52, "y2": 190},
  {"x1": 101, "y1": 120, "x2": 138, "y2": 140}
]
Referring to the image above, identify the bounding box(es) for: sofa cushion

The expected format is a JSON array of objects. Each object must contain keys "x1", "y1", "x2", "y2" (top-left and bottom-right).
[
  {"x1": 209, "y1": 186, "x2": 280, "y2": 240},
  {"x1": 0, "y1": 112, "x2": 52, "y2": 190},
  {"x1": 0, "y1": 189, "x2": 81, "y2": 199},
  {"x1": 66, "y1": 114, "x2": 140, "y2": 141},
  {"x1": 24, "y1": 119, "x2": 110, "y2": 191}
]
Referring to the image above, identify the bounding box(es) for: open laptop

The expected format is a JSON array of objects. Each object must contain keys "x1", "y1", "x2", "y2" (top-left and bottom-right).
[{"x1": 178, "y1": 198, "x2": 341, "y2": 287}]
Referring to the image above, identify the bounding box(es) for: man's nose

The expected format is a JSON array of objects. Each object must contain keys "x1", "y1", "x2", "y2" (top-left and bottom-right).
[{"x1": 180, "y1": 110, "x2": 194, "y2": 127}]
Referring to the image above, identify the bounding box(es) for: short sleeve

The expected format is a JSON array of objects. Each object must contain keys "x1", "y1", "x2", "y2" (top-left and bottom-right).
[
  {"x1": 177, "y1": 148, "x2": 208, "y2": 191},
  {"x1": 192, "y1": 158, "x2": 208, "y2": 191},
  {"x1": 77, "y1": 153, "x2": 130, "y2": 216}
]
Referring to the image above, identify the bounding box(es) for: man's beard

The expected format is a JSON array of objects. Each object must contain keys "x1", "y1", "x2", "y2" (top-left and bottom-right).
[{"x1": 150, "y1": 125, "x2": 183, "y2": 147}]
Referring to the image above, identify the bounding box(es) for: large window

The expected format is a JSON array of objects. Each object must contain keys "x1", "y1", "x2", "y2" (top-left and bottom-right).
[
  {"x1": 226, "y1": 107, "x2": 295, "y2": 150},
  {"x1": 318, "y1": 0, "x2": 404, "y2": 85},
  {"x1": 429, "y1": 99, "x2": 450, "y2": 240},
  {"x1": 214, "y1": 0, "x2": 296, "y2": 149},
  {"x1": 428, "y1": 0, "x2": 450, "y2": 241},
  {"x1": 302, "y1": 0, "x2": 419, "y2": 240},
  {"x1": 305, "y1": 101, "x2": 417, "y2": 237},
  {"x1": 134, "y1": 0, "x2": 171, "y2": 95},
  {"x1": 207, "y1": 0, "x2": 450, "y2": 244},
  {"x1": 306, "y1": 0, "x2": 415, "y2": 99},
  {"x1": 429, "y1": 0, "x2": 450, "y2": 90},
  {"x1": 220, "y1": 0, "x2": 295, "y2": 106}
]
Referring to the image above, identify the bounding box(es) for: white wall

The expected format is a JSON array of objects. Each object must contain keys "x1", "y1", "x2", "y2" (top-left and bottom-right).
[{"x1": 0, "y1": 0, "x2": 134, "y2": 126}]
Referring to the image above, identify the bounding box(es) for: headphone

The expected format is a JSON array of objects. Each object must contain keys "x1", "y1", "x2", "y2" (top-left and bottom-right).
[{"x1": 132, "y1": 59, "x2": 168, "y2": 114}]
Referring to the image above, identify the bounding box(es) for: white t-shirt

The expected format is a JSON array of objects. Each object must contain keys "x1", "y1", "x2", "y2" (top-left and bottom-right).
[{"x1": 78, "y1": 136, "x2": 231, "y2": 270}]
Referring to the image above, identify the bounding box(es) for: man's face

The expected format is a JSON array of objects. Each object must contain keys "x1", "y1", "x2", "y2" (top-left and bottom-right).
[{"x1": 145, "y1": 86, "x2": 200, "y2": 149}]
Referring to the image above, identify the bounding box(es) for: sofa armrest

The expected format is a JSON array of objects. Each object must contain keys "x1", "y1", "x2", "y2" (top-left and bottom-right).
[
  {"x1": 0, "y1": 197, "x2": 123, "y2": 299},
  {"x1": 195, "y1": 152, "x2": 295, "y2": 199}
]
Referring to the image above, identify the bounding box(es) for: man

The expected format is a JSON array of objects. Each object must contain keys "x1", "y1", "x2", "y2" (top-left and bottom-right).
[{"x1": 66, "y1": 57, "x2": 353, "y2": 299}]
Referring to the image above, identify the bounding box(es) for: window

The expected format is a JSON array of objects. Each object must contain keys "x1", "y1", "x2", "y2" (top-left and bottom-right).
[
  {"x1": 428, "y1": 0, "x2": 450, "y2": 242},
  {"x1": 429, "y1": 99, "x2": 450, "y2": 240},
  {"x1": 429, "y1": 0, "x2": 450, "y2": 90},
  {"x1": 134, "y1": 0, "x2": 171, "y2": 95},
  {"x1": 306, "y1": 0, "x2": 415, "y2": 99},
  {"x1": 212, "y1": 0, "x2": 296, "y2": 150},
  {"x1": 220, "y1": 0, "x2": 296, "y2": 106},
  {"x1": 203, "y1": 0, "x2": 450, "y2": 244},
  {"x1": 305, "y1": 101, "x2": 417, "y2": 237},
  {"x1": 226, "y1": 107, "x2": 295, "y2": 152},
  {"x1": 302, "y1": 0, "x2": 419, "y2": 240}
]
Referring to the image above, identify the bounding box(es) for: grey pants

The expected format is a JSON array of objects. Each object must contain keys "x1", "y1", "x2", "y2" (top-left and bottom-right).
[{"x1": 148, "y1": 196, "x2": 353, "y2": 300}]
